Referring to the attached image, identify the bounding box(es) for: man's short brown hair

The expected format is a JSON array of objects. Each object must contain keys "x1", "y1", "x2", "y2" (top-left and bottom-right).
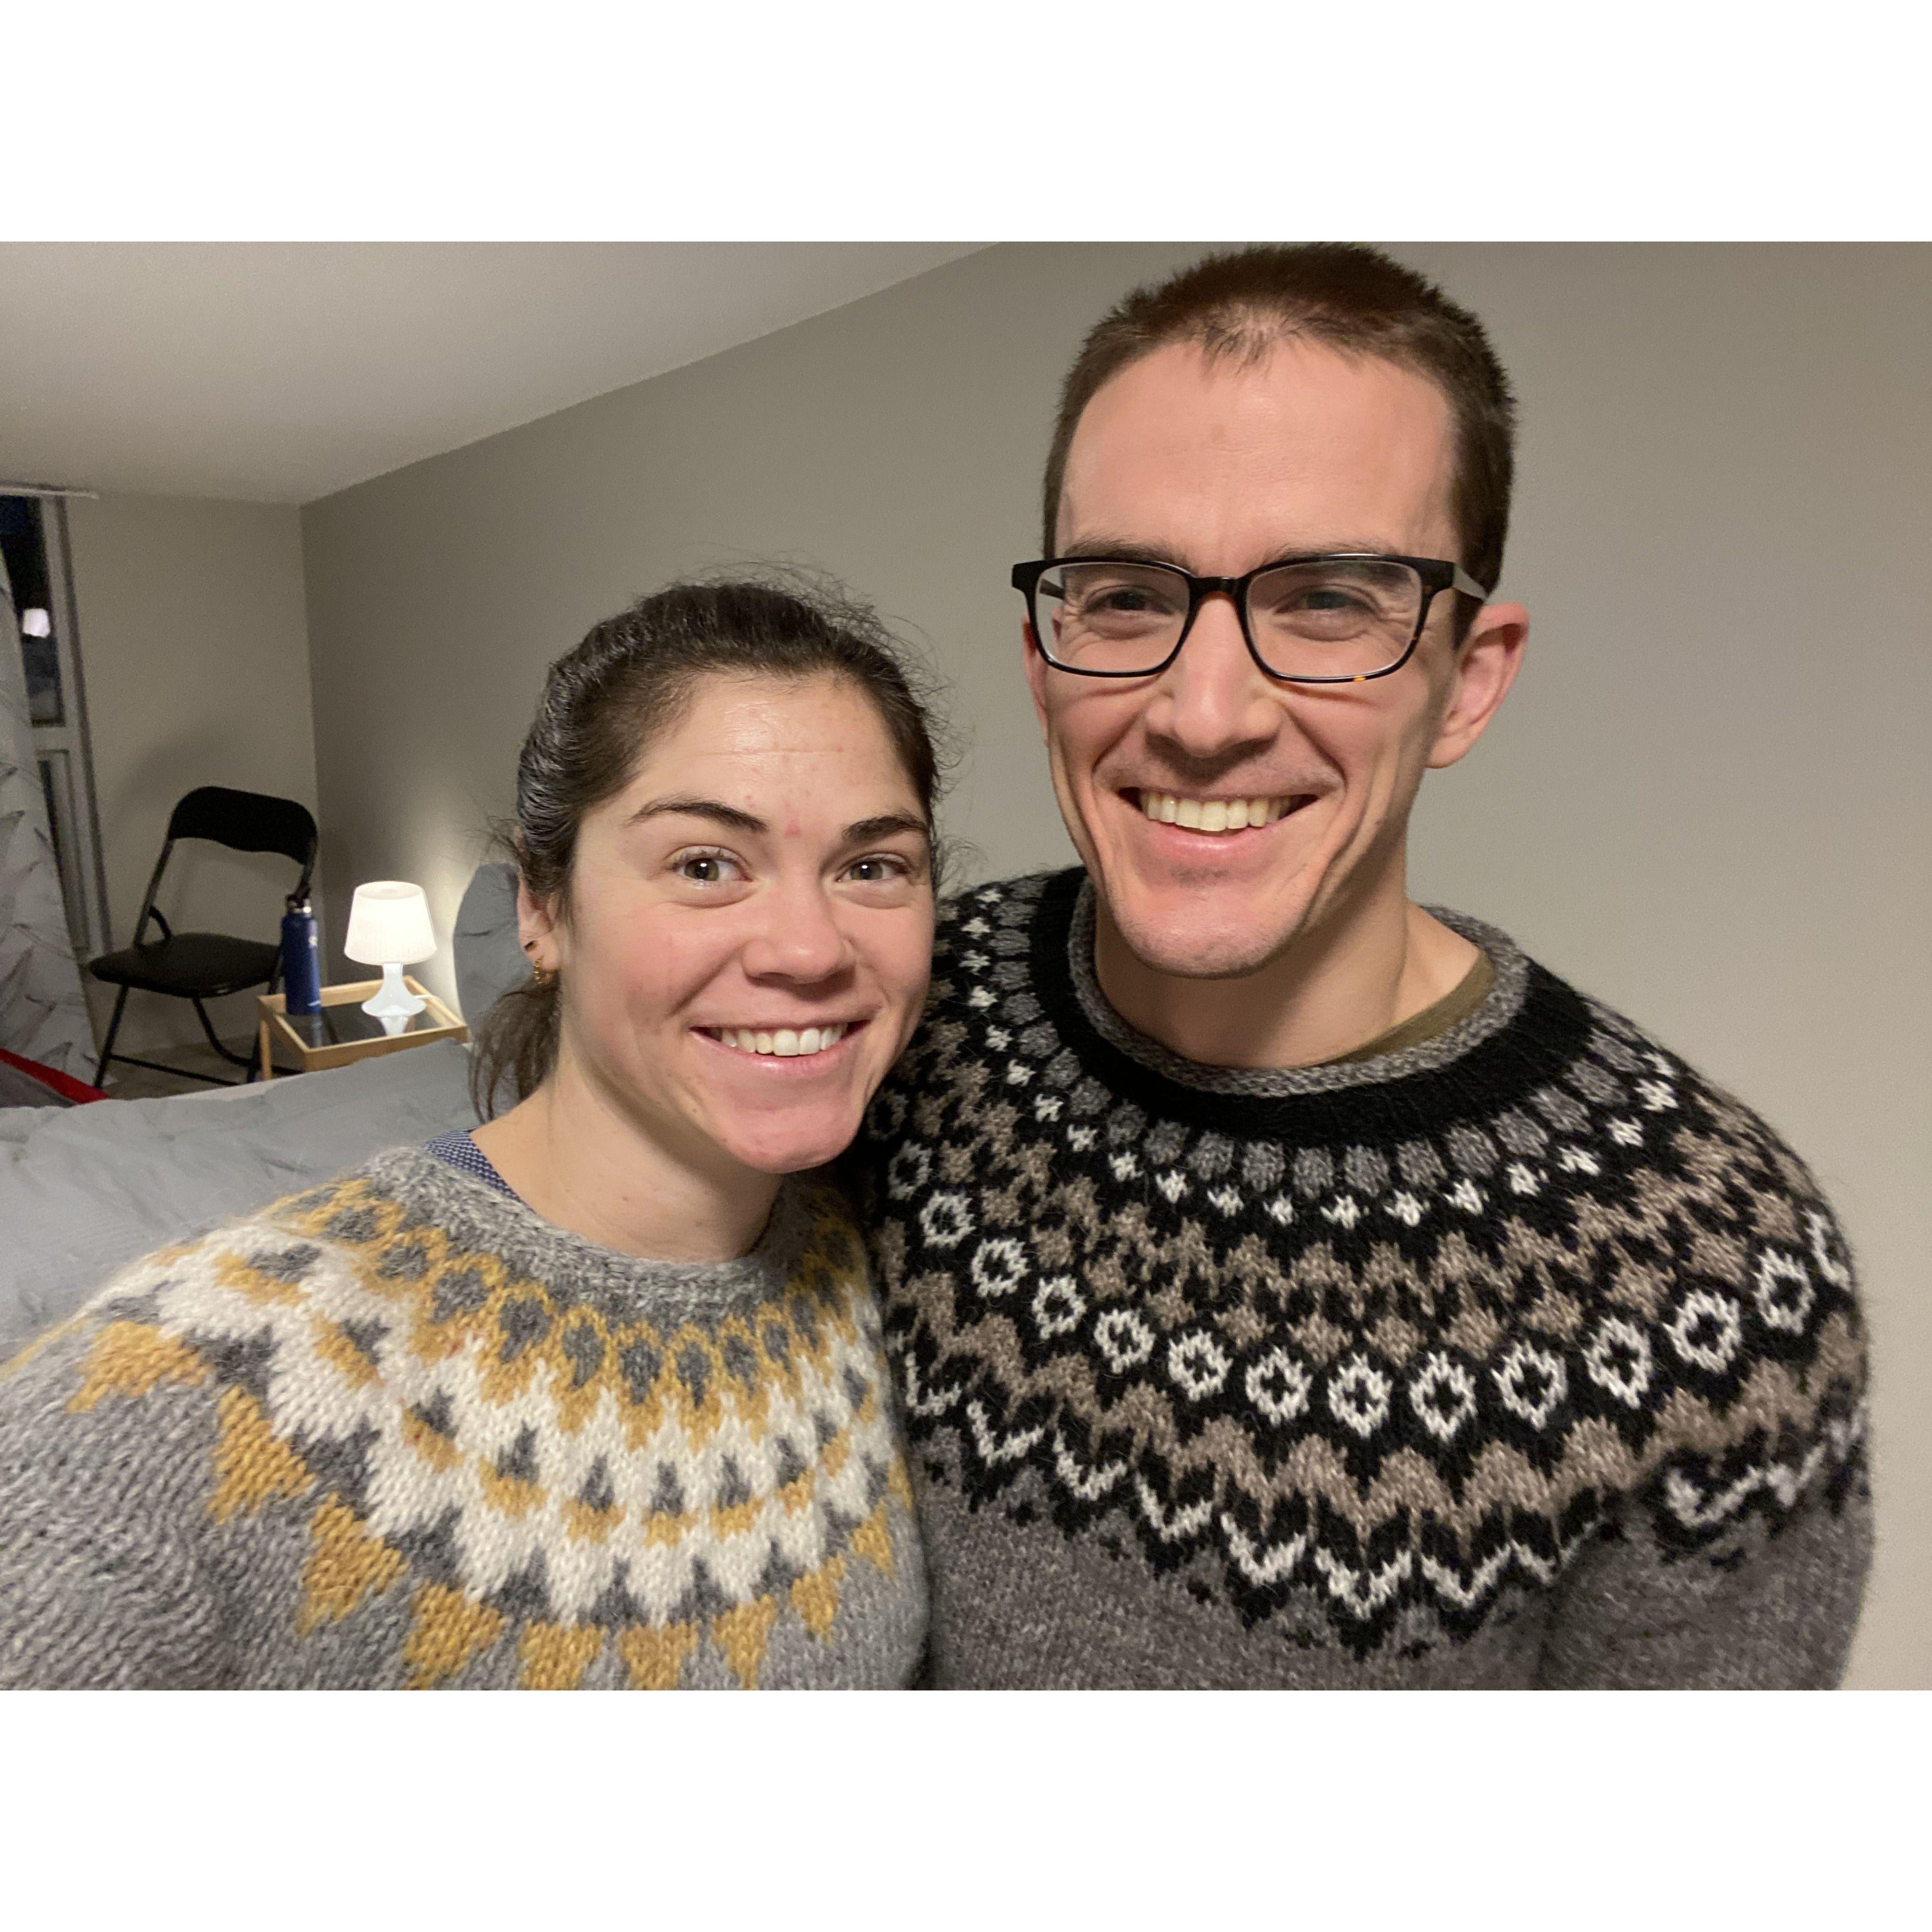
[{"x1": 1043, "y1": 243, "x2": 1518, "y2": 600}]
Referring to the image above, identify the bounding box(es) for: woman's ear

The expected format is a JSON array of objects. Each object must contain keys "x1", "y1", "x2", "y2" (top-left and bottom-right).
[{"x1": 516, "y1": 874, "x2": 559, "y2": 970}]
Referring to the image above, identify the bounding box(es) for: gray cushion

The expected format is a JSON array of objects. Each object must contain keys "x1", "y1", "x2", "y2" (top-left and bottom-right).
[{"x1": 453, "y1": 861, "x2": 530, "y2": 1024}]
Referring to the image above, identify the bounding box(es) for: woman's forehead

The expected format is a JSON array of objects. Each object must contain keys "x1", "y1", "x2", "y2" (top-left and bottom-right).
[{"x1": 613, "y1": 675, "x2": 919, "y2": 821}]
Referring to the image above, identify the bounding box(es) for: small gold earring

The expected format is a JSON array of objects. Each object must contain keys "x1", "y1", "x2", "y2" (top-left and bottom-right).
[{"x1": 522, "y1": 939, "x2": 556, "y2": 989}]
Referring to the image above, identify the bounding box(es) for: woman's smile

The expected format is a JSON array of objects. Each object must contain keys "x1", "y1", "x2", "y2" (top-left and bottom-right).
[{"x1": 695, "y1": 1017, "x2": 865, "y2": 1061}]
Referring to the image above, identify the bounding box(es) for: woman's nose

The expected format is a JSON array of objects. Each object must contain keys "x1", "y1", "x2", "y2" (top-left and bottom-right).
[{"x1": 739, "y1": 883, "x2": 854, "y2": 984}]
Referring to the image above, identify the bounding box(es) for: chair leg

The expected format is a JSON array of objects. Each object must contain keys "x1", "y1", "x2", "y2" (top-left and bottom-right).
[
  {"x1": 190, "y1": 998, "x2": 256, "y2": 1074},
  {"x1": 93, "y1": 984, "x2": 132, "y2": 1088}
]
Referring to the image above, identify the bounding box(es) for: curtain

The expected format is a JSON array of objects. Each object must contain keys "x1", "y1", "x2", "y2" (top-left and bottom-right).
[{"x1": 0, "y1": 552, "x2": 96, "y2": 1078}]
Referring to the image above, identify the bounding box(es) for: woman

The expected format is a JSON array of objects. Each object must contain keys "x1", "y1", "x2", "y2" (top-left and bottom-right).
[{"x1": 0, "y1": 578, "x2": 940, "y2": 1689}]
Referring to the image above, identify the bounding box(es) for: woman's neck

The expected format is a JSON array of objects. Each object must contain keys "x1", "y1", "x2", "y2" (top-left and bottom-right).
[{"x1": 470, "y1": 1060, "x2": 779, "y2": 1264}]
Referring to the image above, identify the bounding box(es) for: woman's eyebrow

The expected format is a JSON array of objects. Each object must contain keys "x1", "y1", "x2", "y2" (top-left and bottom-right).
[
  {"x1": 627, "y1": 796, "x2": 766, "y2": 833},
  {"x1": 626, "y1": 800, "x2": 926, "y2": 844},
  {"x1": 844, "y1": 812, "x2": 930, "y2": 845}
]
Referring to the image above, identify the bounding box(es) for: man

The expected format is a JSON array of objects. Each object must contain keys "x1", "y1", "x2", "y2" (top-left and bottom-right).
[{"x1": 857, "y1": 244, "x2": 1873, "y2": 1688}]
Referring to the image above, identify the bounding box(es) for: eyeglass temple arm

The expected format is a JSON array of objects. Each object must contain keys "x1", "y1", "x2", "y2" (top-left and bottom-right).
[{"x1": 1452, "y1": 565, "x2": 1493, "y2": 602}]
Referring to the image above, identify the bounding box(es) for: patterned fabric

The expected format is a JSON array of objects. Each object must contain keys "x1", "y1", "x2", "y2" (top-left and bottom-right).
[
  {"x1": 0, "y1": 1148, "x2": 924, "y2": 1688},
  {"x1": 425, "y1": 1127, "x2": 522, "y2": 1204},
  {"x1": 856, "y1": 869, "x2": 1872, "y2": 1688}
]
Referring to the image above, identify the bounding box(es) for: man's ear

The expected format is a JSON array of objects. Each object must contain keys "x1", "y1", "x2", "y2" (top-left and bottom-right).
[
  {"x1": 1428, "y1": 601, "x2": 1529, "y2": 770},
  {"x1": 516, "y1": 874, "x2": 560, "y2": 969},
  {"x1": 1023, "y1": 620, "x2": 1052, "y2": 736}
]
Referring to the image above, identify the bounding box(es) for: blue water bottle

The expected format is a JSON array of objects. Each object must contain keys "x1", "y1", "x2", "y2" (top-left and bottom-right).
[{"x1": 280, "y1": 892, "x2": 323, "y2": 1014}]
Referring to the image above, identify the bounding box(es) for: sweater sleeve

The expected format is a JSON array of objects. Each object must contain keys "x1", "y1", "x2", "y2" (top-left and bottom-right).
[
  {"x1": 0, "y1": 1311, "x2": 230, "y2": 1690},
  {"x1": 0, "y1": 1496, "x2": 226, "y2": 1689},
  {"x1": 1536, "y1": 1089, "x2": 1878, "y2": 1691},
  {"x1": 1535, "y1": 1456, "x2": 1873, "y2": 1689}
]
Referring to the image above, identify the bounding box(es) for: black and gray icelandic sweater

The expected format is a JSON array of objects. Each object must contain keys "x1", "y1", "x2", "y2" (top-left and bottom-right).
[{"x1": 856, "y1": 869, "x2": 1872, "y2": 1688}]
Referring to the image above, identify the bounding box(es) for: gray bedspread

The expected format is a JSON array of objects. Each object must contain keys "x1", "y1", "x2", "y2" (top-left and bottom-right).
[{"x1": 0, "y1": 1041, "x2": 477, "y2": 1356}]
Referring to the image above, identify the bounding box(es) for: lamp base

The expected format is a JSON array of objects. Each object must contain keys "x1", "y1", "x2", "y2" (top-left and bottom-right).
[{"x1": 361, "y1": 962, "x2": 427, "y2": 1032}]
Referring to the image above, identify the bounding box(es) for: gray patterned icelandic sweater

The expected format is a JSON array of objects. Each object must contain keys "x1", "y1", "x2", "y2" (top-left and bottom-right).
[
  {"x1": 0, "y1": 1148, "x2": 924, "y2": 1689},
  {"x1": 855, "y1": 870, "x2": 1872, "y2": 1688}
]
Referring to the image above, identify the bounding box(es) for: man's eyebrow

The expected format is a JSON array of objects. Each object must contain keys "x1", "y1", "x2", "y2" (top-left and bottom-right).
[
  {"x1": 1058, "y1": 537, "x2": 1196, "y2": 569},
  {"x1": 843, "y1": 812, "x2": 930, "y2": 845},
  {"x1": 626, "y1": 796, "x2": 766, "y2": 833},
  {"x1": 1060, "y1": 537, "x2": 1406, "y2": 570}
]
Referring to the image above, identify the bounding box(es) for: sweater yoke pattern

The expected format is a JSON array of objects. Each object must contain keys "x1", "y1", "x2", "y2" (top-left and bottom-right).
[
  {"x1": 858, "y1": 870, "x2": 1869, "y2": 1678},
  {"x1": 0, "y1": 1151, "x2": 921, "y2": 1689}
]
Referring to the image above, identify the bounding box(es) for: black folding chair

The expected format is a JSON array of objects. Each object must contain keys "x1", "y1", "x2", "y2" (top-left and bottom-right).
[{"x1": 89, "y1": 786, "x2": 319, "y2": 1089}]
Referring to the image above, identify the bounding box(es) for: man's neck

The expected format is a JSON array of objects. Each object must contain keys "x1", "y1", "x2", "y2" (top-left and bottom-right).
[
  {"x1": 470, "y1": 1059, "x2": 779, "y2": 1264},
  {"x1": 1091, "y1": 879, "x2": 1480, "y2": 1073}
]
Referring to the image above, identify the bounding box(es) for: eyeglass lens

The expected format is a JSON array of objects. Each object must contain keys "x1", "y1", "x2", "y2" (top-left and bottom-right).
[{"x1": 1034, "y1": 559, "x2": 1428, "y2": 678}]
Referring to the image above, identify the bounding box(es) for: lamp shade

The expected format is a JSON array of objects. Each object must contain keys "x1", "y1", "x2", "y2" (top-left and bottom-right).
[{"x1": 344, "y1": 881, "x2": 437, "y2": 966}]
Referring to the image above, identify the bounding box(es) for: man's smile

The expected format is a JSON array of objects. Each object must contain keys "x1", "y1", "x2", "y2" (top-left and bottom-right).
[{"x1": 1127, "y1": 787, "x2": 1313, "y2": 834}]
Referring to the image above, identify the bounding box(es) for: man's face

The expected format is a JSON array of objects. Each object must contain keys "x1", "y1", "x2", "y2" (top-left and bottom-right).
[{"x1": 1029, "y1": 337, "x2": 1522, "y2": 981}]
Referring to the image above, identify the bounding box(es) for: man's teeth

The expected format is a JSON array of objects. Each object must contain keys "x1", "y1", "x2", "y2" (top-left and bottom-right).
[
  {"x1": 711, "y1": 1023, "x2": 849, "y2": 1058},
  {"x1": 1136, "y1": 791, "x2": 1295, "y2": 832}
]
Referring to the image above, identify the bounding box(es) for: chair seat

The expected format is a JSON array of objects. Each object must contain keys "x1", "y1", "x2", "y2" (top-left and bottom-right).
[{"x1": 89, "y1": 933, "x2": 281, "y2": 999}]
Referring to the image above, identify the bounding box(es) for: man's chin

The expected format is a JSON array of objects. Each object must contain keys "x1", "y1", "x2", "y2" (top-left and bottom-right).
[{"x1": 1105, "y1": 891, "x2": 1309, "y2": 984}]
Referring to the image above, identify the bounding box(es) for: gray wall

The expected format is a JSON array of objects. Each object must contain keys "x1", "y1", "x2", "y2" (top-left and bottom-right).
[
  {"x1": 67, "y1": 492, "x2": 316, "y2": 1054},
  {"x1": 300, "y1": 243, "x2": 1931, "y2": 1688}
]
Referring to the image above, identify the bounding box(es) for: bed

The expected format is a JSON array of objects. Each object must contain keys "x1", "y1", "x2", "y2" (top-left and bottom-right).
[{"x1": 0, "y1": 862, "x2": 527, "y2": 1356}]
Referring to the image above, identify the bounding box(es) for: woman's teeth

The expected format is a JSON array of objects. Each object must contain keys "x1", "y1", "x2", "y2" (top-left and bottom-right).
[
  {"x1": 710, "y1": 1023, "x2": 849, "y2": 1058},
  {"x1": 1136, "y1": 791, "x2": 1296, "y2": 832}
]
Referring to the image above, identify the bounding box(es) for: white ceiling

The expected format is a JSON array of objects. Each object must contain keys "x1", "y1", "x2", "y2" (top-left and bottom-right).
[{"x1": 0, "y1": 243, "x2": 985, "y2": 504}]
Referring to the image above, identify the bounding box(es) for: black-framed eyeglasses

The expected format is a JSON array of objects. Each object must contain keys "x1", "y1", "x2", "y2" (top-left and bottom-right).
[{"x1": 1011, "y1": 552, "x2": 1494, "y2": 684}]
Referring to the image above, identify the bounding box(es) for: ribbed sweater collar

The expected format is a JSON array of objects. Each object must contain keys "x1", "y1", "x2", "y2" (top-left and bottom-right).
[
  {"x1": 351, "y1": 1144, "x2": 816, "y2": 1325},
  {"x1": 1024, "y1": 868, "x2": 1595, "y2": 1139}
]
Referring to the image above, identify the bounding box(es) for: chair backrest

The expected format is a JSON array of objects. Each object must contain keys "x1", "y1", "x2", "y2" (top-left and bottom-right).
[
  {"x1": 166, "y1": 787, "x2": 318, "y2": 872},
  {"x1": 115, "y1": 787, "x2": 321, "y2": 954}
]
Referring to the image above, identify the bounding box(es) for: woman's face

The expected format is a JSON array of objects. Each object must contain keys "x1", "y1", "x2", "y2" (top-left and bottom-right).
[{"x1": 523, "y1": 672, "x2": 935, "y2": 1178}]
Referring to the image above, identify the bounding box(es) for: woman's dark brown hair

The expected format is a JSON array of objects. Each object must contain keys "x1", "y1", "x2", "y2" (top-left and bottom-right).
[{"x1": 470, "y1": 575, "x2": 945, "y2": 1120}]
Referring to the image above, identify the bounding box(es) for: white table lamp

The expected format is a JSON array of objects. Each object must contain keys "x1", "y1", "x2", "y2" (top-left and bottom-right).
[{"x1": 344, "y1": 882, "x2": 437, "y2": 1033}]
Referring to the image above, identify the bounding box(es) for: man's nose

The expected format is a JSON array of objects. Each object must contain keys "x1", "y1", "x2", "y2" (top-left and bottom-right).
[
  {"x1": 738, "y1": 878, "x2": 855, "y2": 984},
  {"x1": 1147, "y1": 592, "x2": 1280, "y2": 760}
]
